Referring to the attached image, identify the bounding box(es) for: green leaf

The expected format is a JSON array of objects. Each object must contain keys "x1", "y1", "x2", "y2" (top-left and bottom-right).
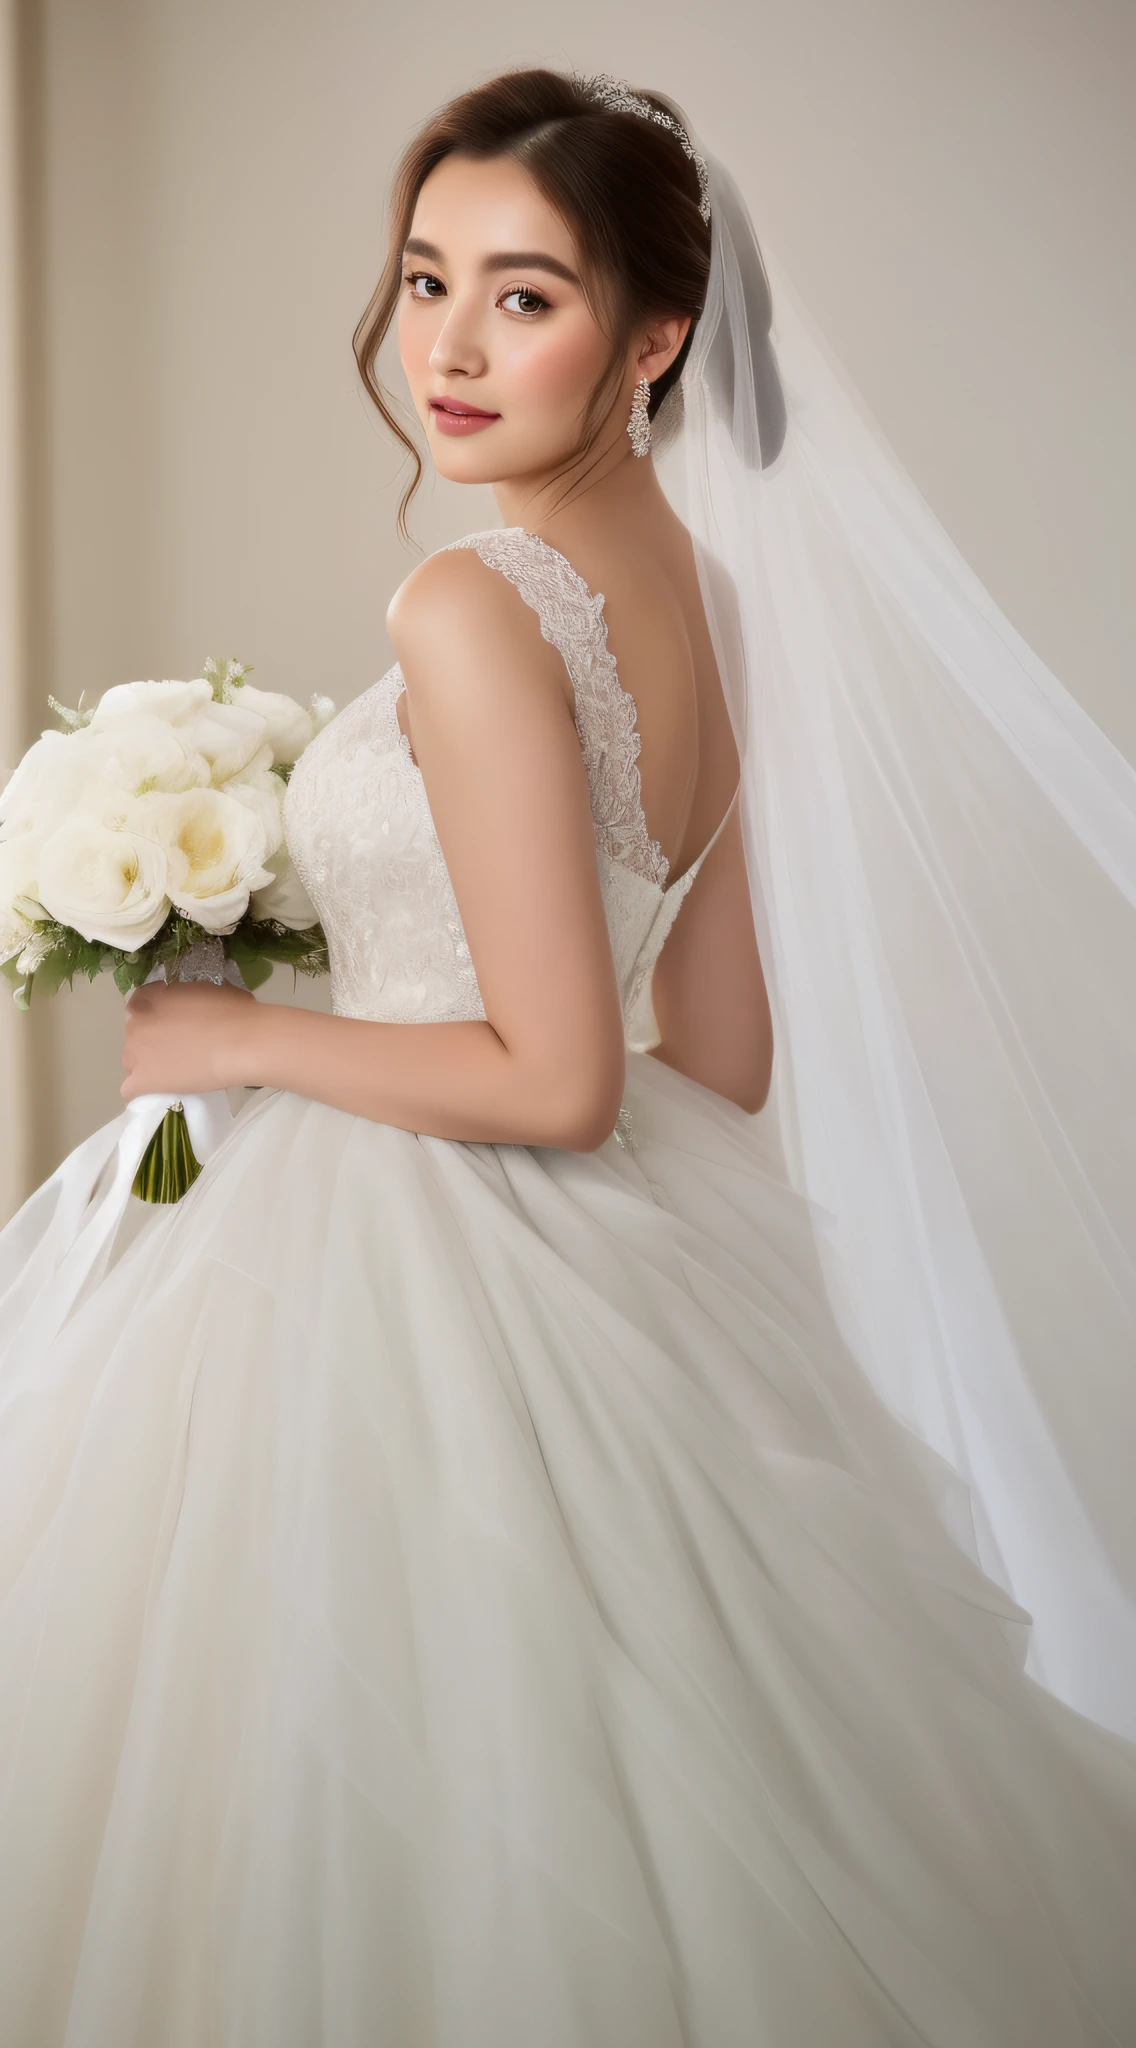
[
  {"x1": 1, "y1": 956, "x2": 31, "y2": 1007},
  {"x1": 225, "y1": 918, "x2": 329, "y2": 982},
  {"x1": 232, "y1": 953, "x2": 275, "y2": 991},
  {"x1": 1, "y1": 907, "x2": 328, "y2": 1009},
  {"x1": 30, "y1": 945, "x2": 87, "y2": 1000},
  {"x1": 113, "y1": 953, "x2": 156, "y2": 995}
]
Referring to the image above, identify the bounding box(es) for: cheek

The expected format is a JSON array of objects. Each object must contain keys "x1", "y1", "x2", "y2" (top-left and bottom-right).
[
  {"x1": 502, "y1": 319, "x2": 610, "y2": 415},
  {"x1": 397, "y1": 302, "x2": 435, "y2": 393}
]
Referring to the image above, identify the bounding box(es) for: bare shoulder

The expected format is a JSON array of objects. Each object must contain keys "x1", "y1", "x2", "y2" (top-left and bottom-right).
[
  {"x1": 386, "y1": 545, "x2": 574, "y2": 723},
  {"x1": 387, "y1": 545, "x2": 508, "y2": 641},
  {"x1": 387, "y1": 545, "x2": 569, "y2": 702}
]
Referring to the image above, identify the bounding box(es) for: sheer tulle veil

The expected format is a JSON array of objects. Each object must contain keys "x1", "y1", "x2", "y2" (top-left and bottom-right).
[{"x1": 673, "y1": 151, "x2": 1136, "y2": 1737}]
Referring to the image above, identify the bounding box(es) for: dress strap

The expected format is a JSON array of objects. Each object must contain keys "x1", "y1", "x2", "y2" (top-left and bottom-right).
[
  {"x1": 445, "y1": 529, "x2": 670, "y2": 890},
  {"x1": 679, "y1": 777, "x2": 741, "y2": 890}
]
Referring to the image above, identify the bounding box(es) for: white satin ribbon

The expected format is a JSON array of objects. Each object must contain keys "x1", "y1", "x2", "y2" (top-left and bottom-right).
[
  {"x1": 128, "y1": 1088, "x2": 239, "y2": 1167},
  {"x1": 0, "y1": 1089, "x2": 239, "y2": 1365}
]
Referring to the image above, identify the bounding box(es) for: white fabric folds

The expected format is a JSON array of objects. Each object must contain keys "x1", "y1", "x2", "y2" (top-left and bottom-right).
[
  {"x1": 0, "y1": 1070, "x2": 1134, "y2": 2044},
  {"x1": 681, "y1": 155, "x2": 1136, "y2": 1735},
  {"x1": 1, "y1": 131, "x2": 1135, "y2": 2048}
]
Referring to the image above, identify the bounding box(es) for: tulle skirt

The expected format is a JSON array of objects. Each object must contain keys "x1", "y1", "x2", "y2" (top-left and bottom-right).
[{"x1": 0, "y1": 1055, "x2": 1133, "y2": 2046}]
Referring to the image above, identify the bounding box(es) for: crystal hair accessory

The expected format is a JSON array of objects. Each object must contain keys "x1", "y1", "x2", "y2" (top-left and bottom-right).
[
  {"x1": 574, "y1": 74, "x2": 712, "y2": 224},
  {"x1": 627, "y1": 374, "x2": 652, "y2": 457}
]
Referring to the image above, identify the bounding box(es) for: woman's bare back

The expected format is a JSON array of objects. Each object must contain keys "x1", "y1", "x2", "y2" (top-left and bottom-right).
[
  {"x1": 393, "y1": 490, "x2": 772, "y2": 1117},
  {"x1": 530, "y1": 496, "x2": 774, "y2": 1113}
]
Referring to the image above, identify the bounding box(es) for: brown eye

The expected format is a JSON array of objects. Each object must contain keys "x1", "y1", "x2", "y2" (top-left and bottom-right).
[
  {"x1": 500, "y1": 286, "x2": 548, "y2": 316},
  {"x1": 406, "y1": 272, "x2": 445, "y2": 299}
]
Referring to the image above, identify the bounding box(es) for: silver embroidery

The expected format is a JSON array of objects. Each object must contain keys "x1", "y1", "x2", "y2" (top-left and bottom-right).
[{"x1": 613, "y1": 1102, "x2": 637, "y2": 1152}]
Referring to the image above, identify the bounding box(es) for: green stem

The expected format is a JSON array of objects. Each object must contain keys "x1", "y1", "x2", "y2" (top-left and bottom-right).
[{"x1": 131, "y1": 1104, "x2": 203, "y2": 1203}]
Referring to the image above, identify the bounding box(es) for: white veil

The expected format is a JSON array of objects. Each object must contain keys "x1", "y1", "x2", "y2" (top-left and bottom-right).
[{"x1": 678, "y1": 154, "x2": 1136, "y2": 1738}]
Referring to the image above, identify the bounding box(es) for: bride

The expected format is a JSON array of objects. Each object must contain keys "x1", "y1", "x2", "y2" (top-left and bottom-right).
[{"x1": 1, "y1": 66, "x2": 1134, "y2": 2048}]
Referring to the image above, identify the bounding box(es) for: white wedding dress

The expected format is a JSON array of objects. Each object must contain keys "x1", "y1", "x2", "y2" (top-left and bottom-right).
[{"x1": 1, "y1": 527, "x2": 1134, "y2": 2047}]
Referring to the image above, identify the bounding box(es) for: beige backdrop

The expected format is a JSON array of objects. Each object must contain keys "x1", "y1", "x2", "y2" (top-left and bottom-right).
[{"x1": 1, "y1": 0, "x2": 1133, "y2": 1219}]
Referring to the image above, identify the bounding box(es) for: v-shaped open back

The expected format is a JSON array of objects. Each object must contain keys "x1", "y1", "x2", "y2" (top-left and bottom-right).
[
  {"x1": 447, "y1": 528, "x2": 739, "y2": 903},
  {"x1": 285, "y1": 525, "x2": 735, "y2": 1056}
]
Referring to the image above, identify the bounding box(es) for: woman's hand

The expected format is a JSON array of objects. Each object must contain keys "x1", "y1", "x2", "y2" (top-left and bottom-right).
[{"x1": 120, "y1": 980, "x2": 260, "y2": 1100}]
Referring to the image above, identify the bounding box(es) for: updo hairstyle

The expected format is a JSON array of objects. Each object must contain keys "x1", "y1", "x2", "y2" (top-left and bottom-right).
[{"x1": 353, "y1": 69, "x2": 714, "y2": 525}]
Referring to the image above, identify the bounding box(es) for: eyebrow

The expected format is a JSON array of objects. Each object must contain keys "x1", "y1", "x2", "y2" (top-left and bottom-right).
[{"x1": 402, "y1": 238, "x2": 580, "y2": 286}]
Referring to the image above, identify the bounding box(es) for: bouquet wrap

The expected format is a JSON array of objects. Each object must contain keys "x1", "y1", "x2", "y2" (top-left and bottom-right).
[{"x1": 131, "y1": 938, "x2": 251, "y2": 1203}]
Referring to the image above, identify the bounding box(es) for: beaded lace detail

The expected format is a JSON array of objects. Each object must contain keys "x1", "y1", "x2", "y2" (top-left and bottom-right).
[
  {"x1": 283, "y1": 672, "x2": 484, "y2": 1025},
  {"x1": 283, "y1": 529, "x2": 717, "y2": 1117},
  {"x1": 450, "y1": 529, "x2": 671, "y2": 890}
]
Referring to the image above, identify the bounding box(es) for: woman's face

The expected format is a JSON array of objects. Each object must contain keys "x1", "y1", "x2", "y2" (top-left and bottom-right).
[{"x1": 397, "y1": 155, "x2": 648, "y2": 489}]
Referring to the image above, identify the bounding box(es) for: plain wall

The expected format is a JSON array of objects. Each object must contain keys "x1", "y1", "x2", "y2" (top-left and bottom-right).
[
  {"x1": 3, "y1": 0, "x2": 1134, "y2": 1212},
  {"x1": 0, "y1": 1, "x2": 30, "y2": 1220}
]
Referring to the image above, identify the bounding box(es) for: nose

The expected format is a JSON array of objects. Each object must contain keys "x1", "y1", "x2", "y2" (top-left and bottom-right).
[{"x1": 428, "y1": 293, "x2": 488, "y2": 381}]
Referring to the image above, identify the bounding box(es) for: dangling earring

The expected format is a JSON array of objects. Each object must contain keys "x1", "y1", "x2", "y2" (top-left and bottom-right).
[{"x1": 627, "y1": 375, "x2": 652, "y2": 458}]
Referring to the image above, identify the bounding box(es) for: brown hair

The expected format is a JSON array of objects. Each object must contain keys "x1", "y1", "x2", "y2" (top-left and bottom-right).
[{"x1": 352, "y1": 69, "x2": 713, "y2": 533}]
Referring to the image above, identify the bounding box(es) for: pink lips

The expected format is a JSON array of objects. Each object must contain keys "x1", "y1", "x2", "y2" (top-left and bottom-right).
[{"x1": 429, "y1": 397, "x2": 501, "y2": 437}]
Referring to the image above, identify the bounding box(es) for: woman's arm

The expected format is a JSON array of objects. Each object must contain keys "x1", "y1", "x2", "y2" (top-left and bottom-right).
[
  {"x1": 121, "y1": 551, "x2": 627, "y2": 1151},
  {"x1": 648, "y1": 805, "x2": 773, "y2": 1114}
]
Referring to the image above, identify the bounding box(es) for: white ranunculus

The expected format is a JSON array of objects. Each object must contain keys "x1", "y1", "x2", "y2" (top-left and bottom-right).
[
  {"x1": 230, "y1": 684, "x2": 313, "y2": 767},
  {"x1": 91, "y1": 678, "x2": 215, "y2": 729},
  {"x1": 249, "y1": 847, "x2": 317, "y2": 930},
  {"x1": 0, "y1": 835, "x2": 46, "y2": 963},
  {"x1": 226, "y1": 766, "x2": 286, "y2": 858},
  {"x1": 35, "y1": 817, "x2": 171, "y2": 949},
  {"x1": 131, "y1": 787, "x2": 272, "y2": 933}
]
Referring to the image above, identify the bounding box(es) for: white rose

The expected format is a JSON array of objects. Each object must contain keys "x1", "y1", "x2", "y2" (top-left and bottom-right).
[
  {"x1": 87, "y1": 714, "x2": 211, "y2": 797},
  {"x1": 309, "y1": 694, "x2": 336, "y2": 736},
  {"x1": 131, "y1": 787, "x2": 272, "y2": 933},
  {"x1": 249, "y1": 847, "x2": 317, "y2": 930},
  {"x1": 91, "y1": 678, "x2": 215, "y2": 729},
  {"x1": 182, "y1": 700, "x2": 272, "y2": 786},
  {"x1": 1, "y1": 716, "x2": 210, "y2": 841},
  {"x1": 36, "y1": 817, "x2": 170, "y2": 949},
  {"x1": 0, "y1": 835, "x2": 46, "y2": 963},
  {"x1": 1, "y1": 729, "x2": 90, "y2": 834},
  {"x1": 230, "y1": 683, "x2": 313, "y2": 767},
  {"x1": 93, "y1": 680, "x2": 271, "y2": 787},
  {"x1": 225, "y1": 765, "x2": 285, "y2": 857}
]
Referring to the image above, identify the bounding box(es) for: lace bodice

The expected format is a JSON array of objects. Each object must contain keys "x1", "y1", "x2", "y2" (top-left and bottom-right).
[{"x1": 284, "y1": 528, "x2": 721, "y2": 1059}]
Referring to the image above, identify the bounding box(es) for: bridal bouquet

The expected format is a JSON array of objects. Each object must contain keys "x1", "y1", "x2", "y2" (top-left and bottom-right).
[{"x1": 0, "y1": 658, "x2": 333, "y2": 1200}]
